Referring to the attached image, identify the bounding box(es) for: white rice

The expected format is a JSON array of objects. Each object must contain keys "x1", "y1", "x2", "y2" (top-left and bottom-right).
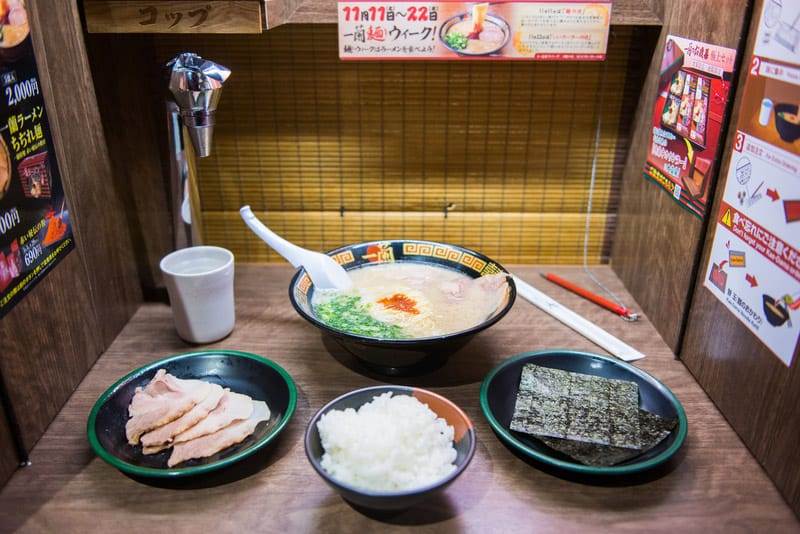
[{"x1": 316, "y1": 392, "x2": 458, "y2": 492}]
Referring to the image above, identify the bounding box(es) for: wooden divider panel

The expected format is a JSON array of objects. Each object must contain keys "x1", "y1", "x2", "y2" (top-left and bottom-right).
[
  {"x1": 0, "y1": 400, "x2": 19, "y2": 487},
  {"x1": 0, "y1": 0, "x2": 141, "y2": 455},
  {"x1": 611, "y1": 0, "x2": 750, "y2": 352},
  {"x1": 682, "y1": 0, "x2": 800, "y2": 517}
]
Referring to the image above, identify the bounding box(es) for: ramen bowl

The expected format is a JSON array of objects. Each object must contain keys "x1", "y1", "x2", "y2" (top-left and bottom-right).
[
  {"x1": 289, "y1": 239, "x2": 516, "y2": 375},
  {"x1": 774, "y1": 103, "x2": 800, "y2": 143},
  {"x1": 439, "y1": 13, "x2": 511, "y2": 56}
]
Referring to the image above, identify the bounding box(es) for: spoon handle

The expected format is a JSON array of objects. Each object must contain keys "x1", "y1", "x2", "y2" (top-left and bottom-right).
[{"x1": 240, "y1": 206, "x2": 307, "y2": 268}]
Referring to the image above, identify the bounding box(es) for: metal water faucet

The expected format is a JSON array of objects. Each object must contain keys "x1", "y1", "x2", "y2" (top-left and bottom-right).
[{"x1": 165, "y1": 52, "x2": 231, "y2": 247}]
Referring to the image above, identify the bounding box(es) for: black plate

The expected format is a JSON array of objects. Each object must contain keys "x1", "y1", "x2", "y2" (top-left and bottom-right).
[
  {"x1": 87, "y1": 350, "x2": 297, "y2": 478},
  {"x1": 480, "y1": 350, "x2": 687, "y2": 475}
]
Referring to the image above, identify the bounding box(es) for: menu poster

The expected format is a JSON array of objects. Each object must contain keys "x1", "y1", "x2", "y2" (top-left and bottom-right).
[
  {"x1": 643, "y1": 35, "x2": 737, "y2": 218},
  {"x1": 338, "y1": 1, "x2": 611, "y2": 60},
  {"x1": 703, "y1": 1, "x2": 800, "y2": 366},
  {"x1": 0, "y1": 15, "x2": 74, "y2": 319}
]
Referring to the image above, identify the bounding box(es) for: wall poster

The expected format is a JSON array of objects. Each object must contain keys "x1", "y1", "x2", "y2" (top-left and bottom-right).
[
  {"x1": 0, "y1": 5, "x2": 74, "y2": 319},
  {"x1": 338, "y1": 1, "x2": 612, "y2": 60},
  {"x1": 703, "y1": 0, "x2": 800, "y2": 366},
  {"x1": 643, "y1": 35, "x2": 737, "y2": 218}
]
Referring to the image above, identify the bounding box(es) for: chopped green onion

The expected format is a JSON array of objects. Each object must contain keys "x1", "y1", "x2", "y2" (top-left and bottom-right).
[
  {"x1": 444, "y1": 32, "x2": 468, "y2": 51},
  {"x1": 314, "y1": 294, "x2": 406, "y2": 339}
]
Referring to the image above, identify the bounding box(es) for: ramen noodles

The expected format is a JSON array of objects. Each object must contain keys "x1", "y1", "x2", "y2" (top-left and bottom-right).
[{"x1": 312, "y1": 262, "x2": 509, "y2": 339}]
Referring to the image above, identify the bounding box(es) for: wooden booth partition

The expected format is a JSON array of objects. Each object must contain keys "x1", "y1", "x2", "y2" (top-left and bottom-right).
[
  {"x1": 85, "y1": 34, "x2": 174, "y2": 291},
  {"x1": 0, "y1": 400, "x2": 17, "y2": 487},
  {"x1": 611, "y1": 0, "x2": 751, "y2": 353},
  {"x1": 681, "y1": 0, "x2": 800, "y2": 516},
  {"x1": 0, "y1": 0, "x2": 141, "y2": 483}
]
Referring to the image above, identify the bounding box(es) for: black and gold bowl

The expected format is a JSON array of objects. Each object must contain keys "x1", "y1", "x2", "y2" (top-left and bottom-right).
[
  {"x1": 774, "y1": 103, "x2": 800, "y2": 143},
  {"x1": 289, "y1": 239, "x2": 516, "y2": 375}
]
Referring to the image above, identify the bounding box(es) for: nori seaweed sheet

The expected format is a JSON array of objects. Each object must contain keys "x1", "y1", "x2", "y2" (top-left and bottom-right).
[
  {"x1": 509, "y1": 384, "x2": 533, "y2": 434},
  {"x1": 607, "y1": 380, "x2": 641, "y2": 449},
  {"x1": 510, "y1": 364, "x2": 641, "y2": 448},
  {"x1": 539, "y1": 410, "x2": 677, "y2": 467}
]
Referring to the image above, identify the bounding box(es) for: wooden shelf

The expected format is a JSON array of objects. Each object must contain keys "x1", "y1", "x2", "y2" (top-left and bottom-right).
[{"x1": 83, "y1": 0, "x2": 663, "y2": 34}]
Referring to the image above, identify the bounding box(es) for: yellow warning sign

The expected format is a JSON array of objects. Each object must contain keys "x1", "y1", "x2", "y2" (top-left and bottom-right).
[{"x1": 721, "y1": 208, "x2": 732, "y2": 227}]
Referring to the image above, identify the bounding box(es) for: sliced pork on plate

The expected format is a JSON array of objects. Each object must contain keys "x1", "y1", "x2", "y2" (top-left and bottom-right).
[
  {"x1": 167, "y1": 400, "x2": 270, "y2": 467},
  {"x1": 141, "y1": 383, "x2": 225, "y2": 453},
  {"x1": 173, "y1": 389, "x2": 255, "y2": 444},
  {"x1": 125, "y1": 370, "x2": 213, "y2": 445},
  {"x1": 123, "y1": 369, "x2": 272, "y2": 467}
]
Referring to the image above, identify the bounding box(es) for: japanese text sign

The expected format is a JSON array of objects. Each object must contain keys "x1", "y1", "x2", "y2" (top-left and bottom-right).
[
  {"x1": 643, "y1": 35, "x2": 737, "y2": 218},
  {"x1": 0, "y1": 8, "x2": 74, "y2": 318},
  {"x1": 83, "y1": 1, "x2": 262, "y2": 34},
  {"x1": 703, "y1": 1, "x2": 800, "y2": 365},
  {"x1": 338, "y1": 1, "x2": 611, "y2": 60}
]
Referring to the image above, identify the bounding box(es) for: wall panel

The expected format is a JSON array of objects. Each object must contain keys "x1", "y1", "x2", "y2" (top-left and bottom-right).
[
  {"x1": 681, "y1": 0, "x2": 800, "y2": 516},
  {"x1": 0, "y1": 0, "x2": 141, "y2": 455},
  {"x1": 611, "y1": 0, "x2": 750, "y2": 351},
  {"x1": 0, "y1": 400, "x2": 19, "y2": 487}
]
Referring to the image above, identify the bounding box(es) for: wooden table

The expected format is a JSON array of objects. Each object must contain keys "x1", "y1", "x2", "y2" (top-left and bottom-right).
[{"x1": 0, "y1": 266, "x2": 796, "y2": 532}]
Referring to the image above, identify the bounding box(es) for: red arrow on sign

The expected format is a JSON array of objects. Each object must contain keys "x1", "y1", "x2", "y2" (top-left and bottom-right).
[
  {"x1": 746, "y1": 273, "x2": 758, "y2": 287},
  {"x1": 767, "y1": 188, "x2": 780, "y2": 201},
  {"x1": 719, "y1": 260, "x2": 728, "y2": 269}
]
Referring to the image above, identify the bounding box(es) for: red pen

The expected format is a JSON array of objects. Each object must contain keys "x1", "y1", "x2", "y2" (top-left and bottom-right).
[{"x1": 542, "y1": 273, "x2": 639, "y2": 321}]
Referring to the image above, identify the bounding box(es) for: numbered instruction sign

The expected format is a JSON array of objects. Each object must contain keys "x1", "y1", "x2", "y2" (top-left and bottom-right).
[{"x1": 703, "y1": 1, "x2": 800, "y2": 365}]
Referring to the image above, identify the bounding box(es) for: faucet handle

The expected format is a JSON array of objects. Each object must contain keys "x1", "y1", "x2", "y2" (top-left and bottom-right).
[
  {"x1": 167, "y1": 52, "x2": 230, "y2": 94},
  {"x1": 166, "y1": 52, "x2": 231, "y2": 158}
]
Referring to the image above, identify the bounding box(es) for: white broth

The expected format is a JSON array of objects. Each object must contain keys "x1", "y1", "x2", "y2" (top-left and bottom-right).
[
  {"x1": 447, "y1": 19, "x2": 505, "y2": 54},
  {"x1": 312, "y1": 262, "x2": 509, "y2": 339}
]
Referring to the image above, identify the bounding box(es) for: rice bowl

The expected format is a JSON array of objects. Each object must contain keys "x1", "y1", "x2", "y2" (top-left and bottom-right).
[
  {"x1": 317, "y1": 392, "x2": 457, "y2": 492},
  {"x1": 305, "y1": 385, "x2": 476, "y2": 510}
]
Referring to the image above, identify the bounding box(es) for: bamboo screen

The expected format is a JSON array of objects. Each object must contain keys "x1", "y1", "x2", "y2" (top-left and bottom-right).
[{"x1": 154, "y1": 25, "x2": 639, "y2": 264}]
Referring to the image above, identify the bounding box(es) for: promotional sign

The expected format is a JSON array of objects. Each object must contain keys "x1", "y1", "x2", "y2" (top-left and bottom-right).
[
  {"x1": 643, "y1": 35, "x2": 737, "y2": 218},
  {"x1": 338, "y1": 1, "x2": 611, "y2": 60},
  {"x1": 0, "y1": 8, "x2": 74, "y2": 319},
  {"x1": 703, "y1": 1, "x2": 800, "y2": 366}
]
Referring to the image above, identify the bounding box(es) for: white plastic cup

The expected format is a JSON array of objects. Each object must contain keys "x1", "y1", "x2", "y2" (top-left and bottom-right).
[
  {"x1": 759, "y1": 98, "x2": 773, "y2": 126},
  {"x1": 159, "y1": 246, "x2": 235, "y2": 344}
]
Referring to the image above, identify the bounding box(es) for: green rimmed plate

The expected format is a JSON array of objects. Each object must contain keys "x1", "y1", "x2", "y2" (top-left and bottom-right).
[
  {"x1": 479, "y1": 350, "x2": 687, "y2": 476},
  {"x1": 87, "y1": 350, "x2": 297, "y2": 478}
]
